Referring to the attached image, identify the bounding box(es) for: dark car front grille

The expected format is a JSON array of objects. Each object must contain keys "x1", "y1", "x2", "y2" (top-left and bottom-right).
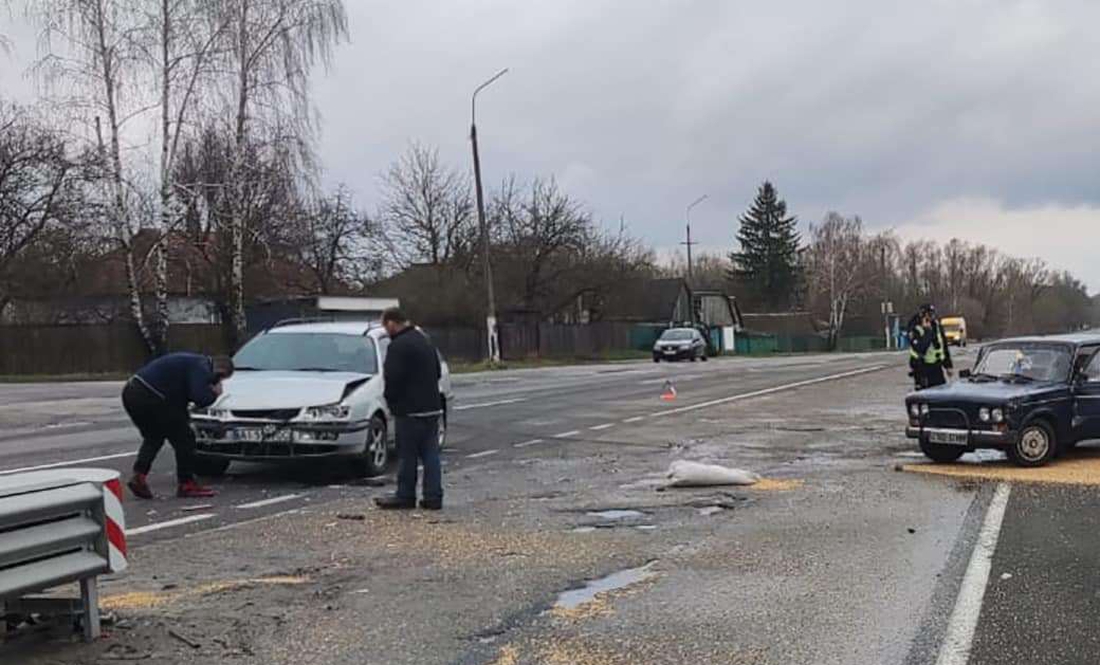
[
  {"x1": 231, "y1": 408, "x2": 301, "y2": 421},
  {"x1": 925, "y1": 408, "x2": 972, "y2": 429}
]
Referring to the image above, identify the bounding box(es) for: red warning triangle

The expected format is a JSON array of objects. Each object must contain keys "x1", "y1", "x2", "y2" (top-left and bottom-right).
[{"x1": 661, "y1": 380, "x2": 677, "y2": 401}]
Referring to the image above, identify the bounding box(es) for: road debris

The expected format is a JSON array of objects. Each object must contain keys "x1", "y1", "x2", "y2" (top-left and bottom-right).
[
  {"x1": 664, "y1": 460, "x2": 760, "y2": 487},
  {"x1": 168, "y1": 628, "x2": 201, "y2": 649},
  {"x1": 586, "y1": 509, "x2": 645, "y2": 520},
  {"x1": 180, "y1": 504, "x2": 213, "y2": 512},
  {"x1": 337, "y1": 513, "x2": 366, "y2": 521}
]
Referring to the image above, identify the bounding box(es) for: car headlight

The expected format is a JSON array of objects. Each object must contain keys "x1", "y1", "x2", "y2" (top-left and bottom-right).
[
  {"x1": 909, "y1": 403, "x2": 921, "y2": 418},
  {"x1": 302, "y1": 404, "x2": 351, "y2": 420},
  {"x1": 979, "y1": 407, "x2": 991, "y2": 422},
  {"x1": 991, "y1": 408, "x2": 1004, "y2": 423},
  {"x1": 920, "y1": 404, "x2": 930, "y2": 416}
]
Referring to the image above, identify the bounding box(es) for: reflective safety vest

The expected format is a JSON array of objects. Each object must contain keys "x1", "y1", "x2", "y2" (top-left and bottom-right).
[{"x1": 909, "y1": 325, "x2": 946, "y2": 366}]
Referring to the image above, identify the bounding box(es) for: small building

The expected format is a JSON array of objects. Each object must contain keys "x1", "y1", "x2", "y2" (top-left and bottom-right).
[{"x1": 245, "y1": 295, "x2": 400, "y2": 334}]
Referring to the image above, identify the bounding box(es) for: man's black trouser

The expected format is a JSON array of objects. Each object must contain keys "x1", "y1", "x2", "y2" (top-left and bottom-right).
[
  {"x1": 914, "y1": 363, "x2": 947, "y2": 390},
  {"x1": 394, "y1": 415, "x2": 442, "y2": 503},
  {"x1": 122, "y1": 380, "x2": 196, "y2": 483}
]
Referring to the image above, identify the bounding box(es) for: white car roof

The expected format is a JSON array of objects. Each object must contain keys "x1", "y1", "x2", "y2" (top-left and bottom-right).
[{"x1": 267, "y1": 321, "x2": 382, "y2": 336}]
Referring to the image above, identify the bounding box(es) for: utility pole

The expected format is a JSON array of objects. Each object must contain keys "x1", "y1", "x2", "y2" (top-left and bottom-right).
[
  {"x1": 471, "y1": 68, "x2": 508, "y2": 364},
  {"x1": 683, "y1": 194, "x2": 708, "y2": 283}
]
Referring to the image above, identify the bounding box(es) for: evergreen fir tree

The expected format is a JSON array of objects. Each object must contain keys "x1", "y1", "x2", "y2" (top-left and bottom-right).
[{"x1": 728, "y1": 181, "x2": 802, "y2": 309}]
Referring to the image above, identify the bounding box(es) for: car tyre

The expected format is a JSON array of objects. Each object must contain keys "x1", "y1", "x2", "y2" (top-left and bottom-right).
[
  {"x1": 653, "y1": 356, "x2": 660, "y2": 363},
  {"x1": 193, "y1": 456, "x2": 231, "y2": 477},
  {"x1": 919, "y1": 439, "x2": 965, "y2": 463},
  {"x1": 1009, "y1": 420, "x2": 1058, "y2": 467},
  {"x1": 355, "y1": 413, "x2": 389, "y2": 477}
]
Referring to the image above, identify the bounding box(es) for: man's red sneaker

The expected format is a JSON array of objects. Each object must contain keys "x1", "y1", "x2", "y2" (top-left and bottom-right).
[
  {"x1": 127, "y1": 473, "x2": 154, "y2": 500},
  {"x1": 177, "y1": 480, "x2": 217, "y2": 498}
]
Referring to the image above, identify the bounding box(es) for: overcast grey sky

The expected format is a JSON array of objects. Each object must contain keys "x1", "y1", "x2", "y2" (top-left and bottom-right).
[{"x1": 3, "y1": 1, "x2": 1098, "y2": 291}]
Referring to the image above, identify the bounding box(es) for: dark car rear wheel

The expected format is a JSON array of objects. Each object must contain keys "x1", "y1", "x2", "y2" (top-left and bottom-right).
[
  {"x1": 353, "y1": 413, "x2": 389, "y2": 477},
  {"x1": 919, "y1": 439, "x2": 965, "y2": 463},
  {"x1": 1009, "y1": 420, "x2": 1057, "y2": 467}
]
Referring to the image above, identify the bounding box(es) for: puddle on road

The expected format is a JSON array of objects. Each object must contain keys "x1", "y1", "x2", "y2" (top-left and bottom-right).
[
  {"x1": 553, "y1": 561, "x2": 659, "y2": 611},
  {"x1": 585, "y1": 509, "x2": 645, "y2": 520}
]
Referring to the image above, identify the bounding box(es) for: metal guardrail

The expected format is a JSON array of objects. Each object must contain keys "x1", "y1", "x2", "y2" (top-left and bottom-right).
[{"x1": 0, "y1": 469, "x2": 127, "y2": 642}]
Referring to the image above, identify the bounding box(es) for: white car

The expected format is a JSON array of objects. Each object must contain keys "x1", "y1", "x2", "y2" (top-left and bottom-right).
[{"x1": 191, "y1": 320, "x2": 454, "y2": 477}]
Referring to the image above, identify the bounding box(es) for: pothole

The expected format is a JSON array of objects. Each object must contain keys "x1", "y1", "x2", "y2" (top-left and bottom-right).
[{"x1": 553, "y1": 561, "x2": 659, "y2": 611}]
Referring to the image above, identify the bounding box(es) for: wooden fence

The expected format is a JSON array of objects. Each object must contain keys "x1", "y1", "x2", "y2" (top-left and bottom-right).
[{"x1": 0, "y1": 324, "x2": 227, "y2": 376}]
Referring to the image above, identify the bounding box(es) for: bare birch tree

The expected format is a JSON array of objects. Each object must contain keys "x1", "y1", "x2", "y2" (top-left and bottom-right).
[
  {"x1": 213, "y1": 0, "x2": 347, "y2": 342},
  {"x1": 25, "y1": 0, "x2": 163, "y2": 351},
  {"x1": 806, "y1": 212, "x2": 870, "y2": 349}
]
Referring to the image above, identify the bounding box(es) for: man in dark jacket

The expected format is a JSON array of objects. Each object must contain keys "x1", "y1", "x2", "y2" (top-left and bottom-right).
[
  {"x1": 375, "y1": 308, "x2": 444, "y2": 510},
  {"x1": 123, "y1": 353, "x2": 234, "y2": 499}
]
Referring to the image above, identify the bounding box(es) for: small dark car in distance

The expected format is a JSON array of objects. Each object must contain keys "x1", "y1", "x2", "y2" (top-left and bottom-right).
[
  {"x1": 653, "y1": 327, "x2": 708, "y2": 362},
  {"x1": 905, "y1": 332, "x2": 1100, "y2": 467}
]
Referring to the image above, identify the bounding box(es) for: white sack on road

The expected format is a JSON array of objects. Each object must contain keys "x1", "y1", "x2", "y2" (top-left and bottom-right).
[{"x1": 665, "y1": 460, "x2": 760, "y2": 487}]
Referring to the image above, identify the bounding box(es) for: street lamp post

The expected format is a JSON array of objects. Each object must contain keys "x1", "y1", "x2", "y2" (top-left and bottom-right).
[
  {"x1": 471, "y1": 68, "x2": 508, "y2": 364},
  {"x1": 683, "y1": 194, "x2": 708, "y2": 283}
]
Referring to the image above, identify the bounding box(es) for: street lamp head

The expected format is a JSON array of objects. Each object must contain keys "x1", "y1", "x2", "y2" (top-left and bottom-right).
[{"x1": 472, "y1": 68, "x2": 510, "y2": 126}]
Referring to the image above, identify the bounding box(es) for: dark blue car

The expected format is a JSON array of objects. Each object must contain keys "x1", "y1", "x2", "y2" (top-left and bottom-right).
[{"x1": 905, "y1": 332, "x2": 1100, "y2": 467}]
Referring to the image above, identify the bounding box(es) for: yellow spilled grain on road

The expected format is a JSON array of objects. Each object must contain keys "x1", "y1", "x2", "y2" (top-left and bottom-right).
[
  {"x1": 903, "y1": 451, "x2": 1100, "y2": 486},
  {"x1": 749, "y1": 478, "x2": 804, "y2": 492},
  {"x1": 101, "y1": 575, "x2": 310, "y2": 610},
  {"x1": 488, "y1": 645, "x2": 519, "y2": 665}
]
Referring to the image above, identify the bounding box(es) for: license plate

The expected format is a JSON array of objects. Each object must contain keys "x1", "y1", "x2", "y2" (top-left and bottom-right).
[
  {"x1": 664, "y1": 349, "x2": 677, "y2": 355},
  {"x1": 930, "y1": 430, "x2": 968, "y2": 445},
  {"x1": 233, "y1": 427, "x2": 292, "y2": 443}
]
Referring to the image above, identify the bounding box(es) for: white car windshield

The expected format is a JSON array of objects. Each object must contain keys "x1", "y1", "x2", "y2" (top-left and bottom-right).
[
  {"x1": 974, "y1": 344, "x2": 1072, "y2": 383},
  {"x1": 234, "y1": 333, "x2": 378, "y2": 374},
  {"x1": 661, "y1": 330, "x2": 695, "y2": 341}
]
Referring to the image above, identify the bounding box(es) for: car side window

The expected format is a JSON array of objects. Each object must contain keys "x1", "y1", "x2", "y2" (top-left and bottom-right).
[{"x1": 1085, "y1": 353, "x2": 1100, "y2": 383}]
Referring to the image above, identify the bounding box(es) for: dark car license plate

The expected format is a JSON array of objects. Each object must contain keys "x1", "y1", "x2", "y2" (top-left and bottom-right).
[{"x1": 929, "y1": 430, "x2": 968, "y2": 445}]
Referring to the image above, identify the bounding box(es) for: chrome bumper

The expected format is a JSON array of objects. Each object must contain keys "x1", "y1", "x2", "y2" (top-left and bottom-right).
[
  {"x1": 905, "y1": 426, "x2": 1011, "y2": 446},
  {"x1": 192, "y1": 418, "x2": 370, "y2": 460}
]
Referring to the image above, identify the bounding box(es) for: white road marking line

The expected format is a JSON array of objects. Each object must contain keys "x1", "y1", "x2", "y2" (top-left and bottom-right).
[
  {"x1": 648, "y1": 365, "x2": 888, "y2": 418},
  {"x1": 554, "y1": 430, "x2": 581, "y2": 438},
  {"x1": 623, "y1": 416, "x2": 646, "y2": 423},
  {"x1": 514, "y1": 439, "x2": 544, "y2": 448},
  {"x1": 455, "y1": 398, "x2": 526, "y2": 411},
  {"x1": 126, "y1": 514, "x2": 216, "y2": 536},
  {"x1": 590, "y1": 423, "x2": 616, "y2": 431},
  {"x1": 935, "y1": 483, "x2": 1011, "y2": 665},
  {"x1": 198, "y1": 509, "x2": 302, "y2": 536},
  {"x1": 466, "y1": 449, "x2": 499, "y2": 459},
  {"x1": 0, "y1": 451, "x2": 136, "y2": 476},
  {"x1": 236, "y1": 493, "x2": 303, "y2": 510}
]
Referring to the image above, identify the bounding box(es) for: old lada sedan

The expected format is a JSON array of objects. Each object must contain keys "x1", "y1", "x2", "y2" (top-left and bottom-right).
[{"x1": 906, "y1": 333, "x2": 1100, "y2": 467}]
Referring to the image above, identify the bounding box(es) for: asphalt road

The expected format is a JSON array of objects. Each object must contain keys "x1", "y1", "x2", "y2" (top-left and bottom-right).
[
  {"x1": 6, "y1": 350, "x2": 1100, "y2": 664},
  {"x1": 0, "y1": 353, "x2": 890, "y2": 542}
]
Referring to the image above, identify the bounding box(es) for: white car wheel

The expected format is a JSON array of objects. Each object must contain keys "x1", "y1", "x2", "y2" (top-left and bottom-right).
[{"x1": 356, "y1": 414, "x2": 389, "y2": 477}]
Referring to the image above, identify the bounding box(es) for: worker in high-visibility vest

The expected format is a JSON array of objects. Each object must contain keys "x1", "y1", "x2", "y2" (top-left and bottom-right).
[{"x1": 907, "y1": 303, "x2": 953, "y2": 390}]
